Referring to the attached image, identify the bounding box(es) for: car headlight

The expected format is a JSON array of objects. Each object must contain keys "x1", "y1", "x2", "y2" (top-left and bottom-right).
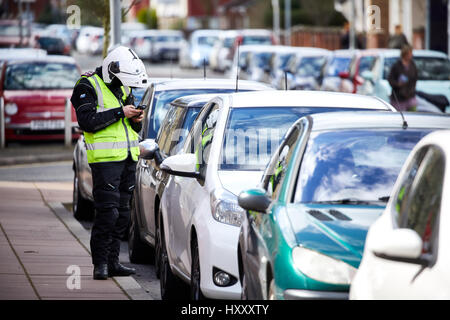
[
  {"x1": 5, "y1": 102, "x2": 18, "y2": 115},
  {"x1": 292, "y1": 246, "x2": 357, "y2": 285},
  {"x1": 192, "y1": 51, "x2": 201, "y2": 61},
  {"x1": 210, "y1": 191, "x2": 244, "y2": 227}
]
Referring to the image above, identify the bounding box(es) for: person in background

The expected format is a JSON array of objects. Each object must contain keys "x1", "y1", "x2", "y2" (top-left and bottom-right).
[
  {"x1": 388, "y1": 45, "x2": 418, "y2": 111},
  {"x1": 389, "y1": 24, "x2": 409, "y2": 49}
]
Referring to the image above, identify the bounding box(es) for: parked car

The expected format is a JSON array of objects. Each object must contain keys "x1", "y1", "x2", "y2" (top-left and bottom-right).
[
  {"x1": 350, "y1": 130, "x2": 450, "y2": 300},
  {"x1": 290, "y1": 50, "x2": 331, "y2": 91},
  {"x1": 156, "y1": 90, "x2": 395, "y2": 301},
  {"x1": 72, "y1": 86, "x2": 148, "y2": 220},
  {"x1": 229, "y1": 29, "x2": 277, "y2": 63},
  {"x1": 237, "y1": 111, "x2": 450, "y2": 300},
  {"x1": 357, "y1": 49, "x2": 450, "y2": 113},
  {"x1": 128, "y1": 30, "x2": 158, "y2": 61},
  {"x1": 35, "y1": 35, "x2": 70, "y2": 55},
  {"x1": 0, "y1": 48, "x2": 47, "y2": 61},
  {"x1": 320, "y1": 49, "x2": 359, "y2": 92},
  {"x1": 151, "y1": 30, "x2": 184, "y2": 62},
  {"x1": 271, "y1": 47, "x2": 330, "y2": 90},
  {"x1": 0, "y1": 19, "x2": 32, "y2": 48},
  {"x1": 209, "y1": 30, "x2": 238, "y2": 72},
  {"x1": 75, "y1": 26, "x2": 103, "y2": 54},
  {"x1": 72, "y1": 79, "x2": 272, "y2": 221},
  {"x1": 0, "y1": 55, "x2": 81, "y2": 142},
  {"x1": 179, "y1": 30, "x2": 220, "y2": 68}
]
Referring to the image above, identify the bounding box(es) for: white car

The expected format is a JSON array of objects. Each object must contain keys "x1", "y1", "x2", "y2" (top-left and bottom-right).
[
  {"x1": 75, "y1": 26, "x2": 103, "y2": 54},
  {"x1": 157, "y1": 90, "x2": 397, "y2": 300},
  {"x1": 350, "y1": 130, "x2": 450, "y2": 300},
  {"x1": 357, "y1": 49, "x2": 450, "y2": 113},
  {"x1": 179, "y1": 29, "x2": 220, "y2": 68},
  {"x1": 321, "y1": 49, "x2": 359, "y2": 93}
]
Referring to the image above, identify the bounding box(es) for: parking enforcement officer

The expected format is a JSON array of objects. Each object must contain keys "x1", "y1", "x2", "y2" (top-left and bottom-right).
[{"x1": 71, "y1": 46, "x2": 149, "y2": 280}]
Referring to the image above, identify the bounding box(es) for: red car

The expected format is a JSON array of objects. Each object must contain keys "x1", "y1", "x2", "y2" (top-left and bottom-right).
[{"x1": 0, "y1": 55, "x2": 81, "y2": 142}]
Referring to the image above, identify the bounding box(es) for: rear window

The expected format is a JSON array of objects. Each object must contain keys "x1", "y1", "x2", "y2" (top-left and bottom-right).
[{"x1": 4, "y1": 62, "x2": 79, "y2": 90}]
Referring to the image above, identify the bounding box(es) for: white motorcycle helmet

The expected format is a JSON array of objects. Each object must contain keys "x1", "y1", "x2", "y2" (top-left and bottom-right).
[{"x1": 102, "y1": 45, "x2": 149, "y2": 88}]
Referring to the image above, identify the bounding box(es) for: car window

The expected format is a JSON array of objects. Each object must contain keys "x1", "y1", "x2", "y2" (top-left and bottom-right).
[
  {"x1": 264, "y1": 124, "x2": 301, "y2": 200},
  {"x1": 358, "y1": 56, "x2": 377, "y2": 75},
  {"x1": 397, "y1": 146, "x2": 445, "y2": 256},
  {"x1": 147, "y1": 88, "x2": 238, "y2": 139},
  {"x1": 194, "y1": 103, "x2": 220, "y2": 177},
  {"x1": 171, "y1": 107, "x2": 201, "y2": 155},
  {"x1": 394, "y1": 147, "x2": 429, "y2": 220},
  {"x1": 4, "y1": 62, "x2": 79, "y2": 90},
  {"x1": 294, "y1": 129, "x2": 432, "y2": 204},
  {"x1": 156, "y1": 105, "x2": 182, "y2": 156},
  {"x1": 325, "y1": 56, "x2": 352, "y2": 77}
]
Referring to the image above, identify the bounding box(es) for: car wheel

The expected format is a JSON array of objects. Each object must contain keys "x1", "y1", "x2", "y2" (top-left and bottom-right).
[
  {"x1": 160, "y1": 219, "x2": 186, "y2": 300},
  {"x1": 190, "y1": 238, "x2": 205, "y2": 300},
  {"x1": 73, "y1": 169, "x2": 94, "y2": 221},
  {"x1": 128, "y1": 195, "x2": 153, "y2": 264}
]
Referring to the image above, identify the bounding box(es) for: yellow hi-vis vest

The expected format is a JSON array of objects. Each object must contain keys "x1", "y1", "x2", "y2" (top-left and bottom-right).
[{"x1": 79, "y1": 74, "x2": 140, "y2": 164}]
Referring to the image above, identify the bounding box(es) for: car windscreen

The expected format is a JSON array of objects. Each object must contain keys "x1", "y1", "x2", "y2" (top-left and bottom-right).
[
  {"x1": 147, "y1": 88, "x2": 237, "y2": 139},
  {"x1": 4, "y1": 62, "x2": 79, "y2": 90},
  {"x1": 295, "y1": 129, "x2": 431, "y2": 204},
  {"x1": 0, "y1": 24, "x2": 20, "y2": 37},
  {"x1": 297, "y1": 56, "x2": 327, "y2": 77},
  {"x1": 384, "y1": 56, "x2": 450, "y2": 80},
  {"x1": 253, "y1": 52, "x2": 272, "y2": 69},
  {"x1": 196, "y1": 36, "x2": 218, "y2": 47},
  {"x1": 220, "y1": 107, "x2": 378, "y2": 171},
  {"x1": 242, "y1": 36, "x2": 272, "y2": 45},
  {"x1": 325, "y1": 57, "x2": 352, "y2": 77}
]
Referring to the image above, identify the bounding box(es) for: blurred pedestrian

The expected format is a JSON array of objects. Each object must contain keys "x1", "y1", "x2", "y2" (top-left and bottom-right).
[
  {"x1": 388, "y1": 45, "x2": 418, "y2": 111},
  {"x1": 388, "y1": 25, "x2": 409, "y2": 49},
  {"x1": 71, "y1": 45, "x2": 149, "y2": 280}
]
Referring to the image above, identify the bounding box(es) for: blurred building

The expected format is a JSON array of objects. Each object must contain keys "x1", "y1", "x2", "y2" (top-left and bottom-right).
[{"x1": 335, "y1": 0, "x2": 449, "y2": 54}]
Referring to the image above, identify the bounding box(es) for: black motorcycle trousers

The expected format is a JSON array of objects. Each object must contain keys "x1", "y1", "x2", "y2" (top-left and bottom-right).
[{"x1": 89, "y1": 154, "x2": 136, "y2": 266}]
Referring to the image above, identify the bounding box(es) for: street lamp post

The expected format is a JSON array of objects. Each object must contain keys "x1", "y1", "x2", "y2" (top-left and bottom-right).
[
  {"x1": 110, "y1": 0, "x2": 122, "y2": 47},
  {"x1": 272, "y1": 0, "x2": 280, "y2": 44}
]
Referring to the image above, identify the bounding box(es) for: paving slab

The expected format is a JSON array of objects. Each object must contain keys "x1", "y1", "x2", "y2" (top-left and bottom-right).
[{"x1": 0, "y1": 181, "x2": 130, "y2": 300}]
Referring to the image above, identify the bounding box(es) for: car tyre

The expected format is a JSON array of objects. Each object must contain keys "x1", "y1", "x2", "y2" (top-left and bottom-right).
[
  {"x1": 73, "y1": 169, "x2": 94, "y2": 221},
  {"x1": 190, "y1": 238, "x2": 205, "y2": 300},
  {"x1": 128, "y1": 195, "x2": 153, "y2": 264}
]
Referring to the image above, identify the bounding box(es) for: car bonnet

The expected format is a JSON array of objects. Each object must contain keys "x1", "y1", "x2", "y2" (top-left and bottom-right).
[{"x1": 285, "y1": 203, "x2": 384, "y2": 268}]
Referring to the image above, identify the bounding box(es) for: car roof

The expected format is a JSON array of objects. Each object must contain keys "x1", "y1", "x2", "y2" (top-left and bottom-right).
[
  {"x1": 224, "y1": 90, "x2": 394, "y2": 110},
  {"x1": 0, "y1": 48, "x2": 47, "y2": 61},
  {"x1": 331, "y1": 49, "x2": 360, "y2": 57},
  {"x1": 153, "y1": 78, "x2": 273, "y2": 91},
  {"x1": 360, "y1": 48, "x2": 448, "y2": 59},
  {"x1": 308, "y1": 111, "x2": 450, "y2": 132},
  {"x1": 171, "y1": 93, "x2": 219, "y2": 108},
  {"x1": 4, "y1": 54, "x2": 77, "y2": 64}
]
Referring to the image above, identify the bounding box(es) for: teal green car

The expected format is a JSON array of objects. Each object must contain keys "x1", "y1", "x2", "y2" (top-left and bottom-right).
[{"x1": 237, "y1": 111, "x2": 450, "y2": 300}]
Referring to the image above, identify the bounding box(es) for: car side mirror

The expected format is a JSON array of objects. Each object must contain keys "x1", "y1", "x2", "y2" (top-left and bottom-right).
[
  {"x1": 160, "y1": 153, "x2": 201, "y2": 179},
  {"x1": 371, "y1": 228, "x2": 430, "y2": 266},
  {"x1": 139, "y1": 139, "x2": 159, "y2": 160},
  {"x1": 238, "y1": 188, "x2": 272, "y2": 214}
]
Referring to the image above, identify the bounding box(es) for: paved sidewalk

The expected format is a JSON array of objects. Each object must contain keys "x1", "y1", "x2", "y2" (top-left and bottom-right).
[{"x1": 0, "y1": 181, "x2": 129, "y2": 300}]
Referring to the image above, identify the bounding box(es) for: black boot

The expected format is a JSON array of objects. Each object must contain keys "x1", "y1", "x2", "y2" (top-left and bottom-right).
[
  {"x1": 93, "y1": 264, "x2": 108, "y2": 280},
  {"x1": 108, "y1": 262, "x2": 136, "y2": 277}
]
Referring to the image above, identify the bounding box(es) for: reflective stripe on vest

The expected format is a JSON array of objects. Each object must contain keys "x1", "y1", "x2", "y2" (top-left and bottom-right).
[
  {"x1": 79, "y1": 74, "x2": 140, "y2": 163},
  {"x1": 85, "y1": 140, "x2": 139, "y2": 151}
]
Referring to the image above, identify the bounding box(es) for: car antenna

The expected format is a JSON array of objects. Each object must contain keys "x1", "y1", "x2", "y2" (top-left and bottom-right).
[
  {"x1": 392, "y1": 89, "x2": 408, "y2": 129},
  {"x1": 284, "y1": 70, "x2": 288, "y2": 91},
  {"x1": 203, "y1": 58, "x2": 206, "y2": 80},
  {"x1": 235, "y1": 40, "x2": 241, "y2": 92}
]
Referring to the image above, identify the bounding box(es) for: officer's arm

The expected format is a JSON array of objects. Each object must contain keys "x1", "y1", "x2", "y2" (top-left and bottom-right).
[{"x1": 71, "y1": 80, "x2": 124, "y2": 133}]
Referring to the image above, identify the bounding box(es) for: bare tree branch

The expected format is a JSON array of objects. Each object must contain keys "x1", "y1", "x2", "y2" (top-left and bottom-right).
[{"x1": 122, "y1": 0, "x2": 142, "y2": 19}]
